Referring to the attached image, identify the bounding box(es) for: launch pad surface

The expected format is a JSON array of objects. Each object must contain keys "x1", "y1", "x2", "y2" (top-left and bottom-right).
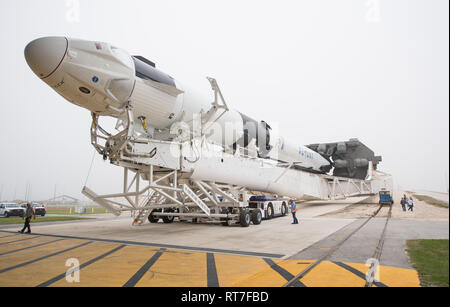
[
  {"x1": 0, "y1": 201, "x2": 359, "y2": 259},
  {"x1": 0, "y1": 230, "x2": 421, "y2": 287},
  {"x1": 0, "y1": 193, "x2": 447, "y2": 287}
]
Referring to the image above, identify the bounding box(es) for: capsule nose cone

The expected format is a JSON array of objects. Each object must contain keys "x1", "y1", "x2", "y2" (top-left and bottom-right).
[{"x1": 25, "y1": 37, "x2": 68, "y2": 79}]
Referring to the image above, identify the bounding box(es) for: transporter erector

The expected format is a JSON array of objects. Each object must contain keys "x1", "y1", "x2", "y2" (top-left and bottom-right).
[{"x1": 25, "y1": 37, "x2": 392, "y2": 226}]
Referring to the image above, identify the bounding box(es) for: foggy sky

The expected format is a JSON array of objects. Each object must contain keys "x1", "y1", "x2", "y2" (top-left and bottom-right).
[{"x1": 0, "y1": 0, "x2": 448, "y2": 201}]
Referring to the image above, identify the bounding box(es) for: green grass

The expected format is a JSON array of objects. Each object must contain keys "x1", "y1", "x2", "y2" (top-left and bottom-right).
[
  {"x1": 412, "y1": 194, "x2": 449, "y2": 209},
  {"x1": 0, "y1": 216, "x2": 88, "y2": 225},
  {"x1": 407, "y1": 239, "x2": 449, "y2": 287},
  {"x1": 45, "y1": 206, "x2": 109, "y2": 215}
]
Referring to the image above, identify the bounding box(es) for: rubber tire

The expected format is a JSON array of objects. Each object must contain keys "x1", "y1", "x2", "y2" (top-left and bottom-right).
[
  {"x1": 240, "y1": 209, "x2": 251, "y2": 227},
  {"x1": 251, "y1": 210, "x2": 262, "y2": 225},
  {"x1": 281, "y1": 202, "x2": 287, "y2": 216},
  {"x1": 221, "y1": 219, "x2": 234, "y2": 226},
  {"x1": 162, "y1": 209, "x2": 175, "y2": 224},
  {"x1": 267, "y1": 204, "x2": 274, "y2": 219},
  {"x1": 148, "y1": 210, "x2": 160, "y2": 223},
  {"x1": 4, "y1": 212, "x2": 9, "y2": 218}
]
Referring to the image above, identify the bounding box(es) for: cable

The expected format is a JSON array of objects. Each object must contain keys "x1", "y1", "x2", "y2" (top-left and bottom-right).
[
  {"x1": 185, "y1": 140, "x2": 201, "y2": 163},
  {"x1": 83, "y1": 149, "x2": 96, "y2": 187}
]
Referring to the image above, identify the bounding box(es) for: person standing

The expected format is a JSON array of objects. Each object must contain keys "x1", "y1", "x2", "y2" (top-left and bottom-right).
[
  {"x1": 407, "y1": 197, "x2": 414, "y2": 212},
  {"x1": 19, "y1": 203, "x2": 35, "y2": 234},
  {"x1": 290, "y1": 200, "x2": 299, "y2": 224},
  {"x1": 401, "y1": 195, "x2": 407, "y2": 212}
]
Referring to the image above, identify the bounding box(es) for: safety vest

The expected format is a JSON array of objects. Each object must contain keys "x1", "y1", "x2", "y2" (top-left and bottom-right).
[{"x1": 291, "y1": 203, "x2": 298, "y2": 213}]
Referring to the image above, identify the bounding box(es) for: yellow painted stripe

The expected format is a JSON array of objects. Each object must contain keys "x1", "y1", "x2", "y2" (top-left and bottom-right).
[
  {"x1": 378, "y1": 265, "x2": 421, "y2": 287},
  {"x1": 0, "y1": 232, "x2": 423, "y2": 288},
  {"x1": 214, "y1": 254, "x2": 272, "y2": 287},
  {"x1": 0, "y1": 237, "x2": 57, "y2": 254},
  {"x1": 0, "y1": 239, "x2": 84, "y2": 272},
  {"x1": 0, "y1": 234, "x2": 37, "y2": 243},
  {"x1": 343, "y1": 262, "x2": 421, "y2": 287},
  {"x1": 52, "y1": 245, "x2": 158, "y2": 287},
  {"x1": 276, "y1": 259, "x2": 314, "y2": 280},
  {"x1": 135, "y1": 250, "x2": 207, "y2": 287},
  {"x1": 301, "y1": 261, "x2": 367, "y2": 287},
  {"x1": 0, "y1": 234, "x2": 20, "y2": 239},
  {"x1": 231, "y1": 259, "x2": 289, "y2": 287},
  {"x1": 0, "y1": 241, "x2": 115, "y2": 287}
]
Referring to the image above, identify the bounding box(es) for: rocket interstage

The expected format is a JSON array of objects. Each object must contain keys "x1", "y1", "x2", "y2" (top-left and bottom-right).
[{"x1": 24, "y1": 36, "x2": 331, "y2": 174}]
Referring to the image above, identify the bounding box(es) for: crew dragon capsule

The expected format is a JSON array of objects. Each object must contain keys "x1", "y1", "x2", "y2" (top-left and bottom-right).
[{"x1": 24, "y1": 36, "x2": 332, "y2": 173}]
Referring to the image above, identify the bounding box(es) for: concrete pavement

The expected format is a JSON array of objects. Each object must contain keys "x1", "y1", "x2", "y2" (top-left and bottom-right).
[
  {"x1": 0, "y1": 193, "x2": 447, "y2": 287},
  {"x1": 289, "y1": 217, "x2": 449, "y2": 269}
]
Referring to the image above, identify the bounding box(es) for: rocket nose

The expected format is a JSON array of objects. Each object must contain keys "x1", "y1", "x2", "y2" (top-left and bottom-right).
[{"x1": 25, "y1": 37, "x2": 68, "y2": 79}]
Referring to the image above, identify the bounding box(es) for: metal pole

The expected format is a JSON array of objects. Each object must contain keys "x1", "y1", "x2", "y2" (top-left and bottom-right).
[
  {"x1": 124, "y1": 168, "x2": 128, "y2": 193},
  {"x1": 124, "y1": 167, "x2": 132, "y2": 216},
  {"x1": 150, "y1": 165, "x2": 153, "y2": 184},
  {"x1": 135, "y1": 170, "x2": 140, "y2": 208},
  {"x1": 173, "y1": 170, "x2": 177, "y2": 199},
  {"x1": 25, "y1": 182, "x2": 29, "y2": 202}
]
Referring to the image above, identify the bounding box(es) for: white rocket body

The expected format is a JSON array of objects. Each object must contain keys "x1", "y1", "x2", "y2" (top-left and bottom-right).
[{"x1": 24, "y1": 37, "x2": 331, "y2": 175}]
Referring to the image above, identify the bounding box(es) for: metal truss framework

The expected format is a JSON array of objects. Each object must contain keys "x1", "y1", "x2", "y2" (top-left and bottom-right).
[
  {"x1": 82, "y1": 165, "x2": 246, "y2": 226},
  {"x1": 82, "y1": 78, "x2": 391, "y2": 226},
  {"x1": 325, "y1": 176, "x2": 374, "y2": 200}
]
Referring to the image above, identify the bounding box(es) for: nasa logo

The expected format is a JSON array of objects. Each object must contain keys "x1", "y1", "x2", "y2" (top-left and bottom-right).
[{"x1": 92, "y1": 76, "x2": 99, "y2": 83}]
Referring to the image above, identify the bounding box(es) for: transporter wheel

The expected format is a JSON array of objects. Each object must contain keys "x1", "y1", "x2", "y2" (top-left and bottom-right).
[
  {"x1": 148, "y1": 210, "x2": 160, "y2": 223},
  {"x1": 239, "y1": 209, "x2": 251, "y2": 227},
  {"x1": 281, "y1": 202, "x2": 287, "y2": 216},
  {"x1": 267, "y1": 203, "x2": 274, "y2": 219},
  {"x1": 221, "y1": 219, "x2": 234, "y2": 226},
  {"x1": 251, "y1": 210, "x2": 262, "y2": 225},
  {"x1": 162, "y1": 209, "x2": 175, "y2": 224},
  {"x1": 4, "y1": 212, "x2": 9, "y2": 218}
]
